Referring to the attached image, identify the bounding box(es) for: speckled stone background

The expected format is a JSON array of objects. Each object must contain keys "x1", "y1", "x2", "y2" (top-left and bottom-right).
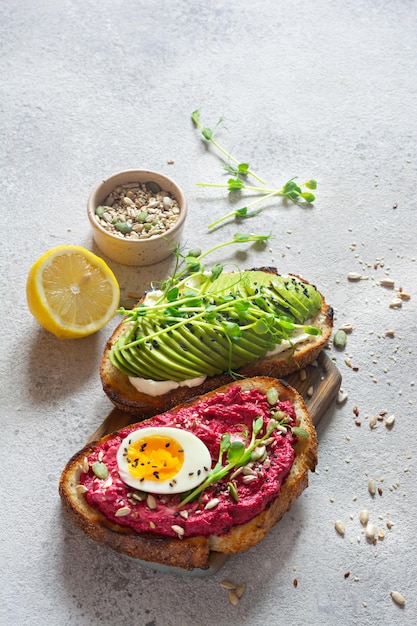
[{"x1": 1, "y1": 1, "x2": 416, "y2": 625}]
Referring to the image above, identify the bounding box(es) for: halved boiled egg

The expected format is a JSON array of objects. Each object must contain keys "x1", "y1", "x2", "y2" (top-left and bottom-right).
[{"x1": 116, "y1": 426, "x2": 212, "y2": 494}]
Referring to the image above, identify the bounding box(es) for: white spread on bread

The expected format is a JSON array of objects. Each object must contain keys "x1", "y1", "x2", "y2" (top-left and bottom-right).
[
  {"x1": 128, "y1": 322, "x2": 313, "y2": 396},
  {"x1": 128, "y1": 375, "x2": 207, "y2": 396}
]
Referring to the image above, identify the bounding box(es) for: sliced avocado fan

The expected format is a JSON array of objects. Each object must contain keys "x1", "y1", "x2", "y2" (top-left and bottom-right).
[{"x1": 110, "y1": 270, "x2": 322, "y2": 381}]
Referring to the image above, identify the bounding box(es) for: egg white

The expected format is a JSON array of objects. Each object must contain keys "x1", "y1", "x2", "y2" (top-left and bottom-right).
[{"x1": 116, "y1": 426, "x2": 212, "y2": 494}]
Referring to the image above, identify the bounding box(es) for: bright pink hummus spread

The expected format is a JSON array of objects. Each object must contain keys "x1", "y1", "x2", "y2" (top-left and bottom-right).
[{"x1": 80, "y1": 386, "x2": 297, "y2": 538}]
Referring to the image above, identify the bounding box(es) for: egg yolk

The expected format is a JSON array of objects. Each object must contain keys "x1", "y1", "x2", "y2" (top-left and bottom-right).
[{"x1": 126, "y1": 435, "x2": 184, "y2": 482}]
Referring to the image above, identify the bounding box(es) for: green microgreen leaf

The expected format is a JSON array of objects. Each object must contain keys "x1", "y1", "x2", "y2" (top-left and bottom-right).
[
  {"x1": 221, "y1": 321, "x2": 242, "y2": 340},
  {"x1": 178, "y1": 405, "x2": 299, "y2": 508},
  {"x1": 253, "y1": 416, "x2": 264, "y2": 435},
  {"x1": 220, "y1": 433, "x2": 231, "y2": 453},
  {"x1": 166, "y1": 287, "x2": 179, "y2": 302},
  {"x1": 227, "y1": 178, "x2": 245, "y2": 190},
  {"x1": 187, "y1": 247, "x2": 202, "y2": 258},
  {"x1": 227, "y1": 440, "x2": 246, "y2": 464},
  {"x1": 253, "y1": 318, "x2": 270, "y2": 335},
  {"x1": 210, "y1": 263, "x2": 223, "y2": 280},
  {"x1": 300, "y1": 192, "x2": 316, "y2": 203},
  {"x1": 193, "y1": 110, "x2": 317, "y2": 230},
  {"x1": 235, "y1": 300, "x2": 250, "y2": 313},
  {"x1": 305, "y1": 179, "x2": 317, "y2": 190},
  {"x1": 303, "y1": 325, "x2": 322, "y2": 336}
]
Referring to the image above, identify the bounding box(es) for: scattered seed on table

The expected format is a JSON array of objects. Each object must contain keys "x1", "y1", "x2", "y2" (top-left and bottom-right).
[
  {"x1": 368, "y1": 479, "x2": 376, "y2": 496},
  {"x1": 389, "y1": 298, "x2": 402, "y2": 309},
  {"x1": 334, "y1": 329, "x2": 347, "y2": 349},
  {"x1": 348, "y1": 272, "x2": 365, "y2": 282},
  {"x1": 365, "y1": 523, "x2": 376, "y2": 539},
  {"x1": 220, "y1": 580, "x2": 236, "y2": 590},
  {"x1": 228, "y1": 591, "x2": 239, "y2": 606},
  {"x1": 338, "y1": 322, "x2": 354, "y2": 333},
  {"x1": 337, "y1": 389, "x2": 348, "y2": 404},
  {"x1": 379, "y1": 279, "x2": 395, "y2": 288},
  {"x1": 390, "y1": 590, "x2": 406, "y2": 606},
  {"x1": 359, "y1": 510, "x2": 369, "y2": 525},
  {"x1": 335, "y1": 520, "x2": 345, "y2": 535}
]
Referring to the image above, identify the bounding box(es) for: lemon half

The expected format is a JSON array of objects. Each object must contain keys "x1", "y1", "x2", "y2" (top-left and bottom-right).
[{"x1": 26, "y1": 245, "x2": 120, "y2": 339}]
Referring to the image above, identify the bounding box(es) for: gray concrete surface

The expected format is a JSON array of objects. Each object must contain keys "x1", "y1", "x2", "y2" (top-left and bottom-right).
[{"x1": 1, "y1": 1, "x2": 416, "y2": 625}]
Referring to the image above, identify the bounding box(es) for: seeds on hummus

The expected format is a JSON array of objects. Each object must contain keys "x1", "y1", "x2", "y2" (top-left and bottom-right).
[
  {"x1": 171, "y1": 524, "x2": 185, "y2": 538},
  {"x1": 95, "y1": 181, "x2": 181, "y2": 240},
  {"x1": 115, "y1": 506, "x2": 131, "y2": 517}
]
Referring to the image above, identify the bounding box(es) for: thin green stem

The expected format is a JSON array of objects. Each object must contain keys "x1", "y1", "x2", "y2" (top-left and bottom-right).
[
  {"x1": 193, "y1": 113, "x2": 266, "y2": 185},
  {"x1": 197, "y1": 182, "x2": 283, "y2": 195},
  {"x1": 207, "y1": 190, "x2": 281, "y2": 229}
]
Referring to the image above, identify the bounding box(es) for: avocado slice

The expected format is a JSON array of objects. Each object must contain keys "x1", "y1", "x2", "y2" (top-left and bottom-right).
[{"x1": 111, "y1": 270, "x2": 322, "y2": 381}]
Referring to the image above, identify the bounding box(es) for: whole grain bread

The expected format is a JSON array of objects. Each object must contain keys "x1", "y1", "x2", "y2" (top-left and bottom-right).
[
  {"x1": 100, "y1": 269, "x2": 333, "y2": 418},
  {"x1": 59, "y1": 377, "x2": 318, "y2": 571}
]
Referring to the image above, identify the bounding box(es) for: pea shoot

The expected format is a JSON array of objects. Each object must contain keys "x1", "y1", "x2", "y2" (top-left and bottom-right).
[
  {"x1": 157, "y1": 232, "x2": 272, "y2": 296},
  {"x1": 192, "y1": 109, "x2": 317, "y2": 229},
  {"x1": 178, "y1": 412, "x2": 309, "y2": 507}
]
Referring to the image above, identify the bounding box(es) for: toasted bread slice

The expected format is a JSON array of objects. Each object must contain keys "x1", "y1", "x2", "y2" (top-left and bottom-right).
[
  {"x1": 59, "y1": 377, "x2": 318, "y2": 571},
  {"x1": 100, "y1": 269, "x2": 333, "y2": 417}
]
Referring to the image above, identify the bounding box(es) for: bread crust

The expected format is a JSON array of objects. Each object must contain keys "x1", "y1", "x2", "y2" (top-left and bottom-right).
[
  {"x1": 100, "y1": 269, "x2": 333, "y2": 418},
  {"x1": 59, "y1": 377, "x2": 318, "y2": 570}
]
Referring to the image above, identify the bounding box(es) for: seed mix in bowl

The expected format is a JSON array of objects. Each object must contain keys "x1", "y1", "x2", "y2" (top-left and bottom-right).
[{"x1": 94, "y1": 181, "x2": 181, "y2": 240}]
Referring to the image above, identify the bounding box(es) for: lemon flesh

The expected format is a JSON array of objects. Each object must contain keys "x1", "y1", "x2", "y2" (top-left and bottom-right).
[{"x1": 26, "y1": 245, "x2": 120, "y2": 339}]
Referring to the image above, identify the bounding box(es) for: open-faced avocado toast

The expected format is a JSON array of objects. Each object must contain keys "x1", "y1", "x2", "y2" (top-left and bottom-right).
[{"x1": 101, "y1": 266, "x2": 333, "y2": 417}]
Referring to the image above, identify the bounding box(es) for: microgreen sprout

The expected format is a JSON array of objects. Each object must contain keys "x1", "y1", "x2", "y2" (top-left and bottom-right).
[
  {"x1": 191, "y1": 109, "x2": 266, "y2": 184},
  {"x1": 178, "y1": 410, "x2": 308, "y2": 507},
  {"x1": 156, "y1": 232, "x2": 272, "y2": 296},
  {"x1": 192, "y1": 109, "x2": 317, "y2": 228}
]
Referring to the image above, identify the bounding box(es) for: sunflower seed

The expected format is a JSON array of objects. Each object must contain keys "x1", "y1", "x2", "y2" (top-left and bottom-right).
[
  {"x1": 385, "y1": 414, "x2": 396, "y2": 428},
  {"x1": 365, "y1": 523, "x2": 376, "y2": 539},
  {"x1": 299, "y1": 369, "x2": 307, "y2": 381},
  {"x1": 204, "y1": 498, "x2": 220, "y2": 510},
  {"x1": 147, "y1": 494, "x2": 157, "y2": 509},
  {"x1": 359, "y1": 509, "x2": 369, "y2": 525},
  {"x1": 228, "y1": 591, "x2": 239, "y2": 606},
  {"x1": 115, "y1": 506, "x2": 131, "y2": 517},
  {"x1": 171, "y1": 524, "x2": 185, "y2": 538},
  {"x1": 220, "y1": 580, "x2": 237, "y2": 590},
  {"x1": 348, "y1": 272, "x2": 365, "y2": 281},
  {"x1": 335, "y1": 520, "x2": 345, "y2": 535},
  {"x1": 242, "y1": 474, "x2": 258, "y2": 484},
  {"x1": 389, "y1": 298, "x2": 402, "y2": 309},
  {"x1": 379, "y1": 278, "x2": 395, "y2": 288},
  {"x1": 75, "y1": 484, "x2": 88, "y2": 494},
  {"x1": 390, "y1": 590, "x2": 406, "y2": 606}
]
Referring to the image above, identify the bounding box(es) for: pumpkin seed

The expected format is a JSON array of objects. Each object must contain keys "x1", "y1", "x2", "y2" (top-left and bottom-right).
[{"x1": 92, "y1": 461, "x2": 108, "y2": 479}]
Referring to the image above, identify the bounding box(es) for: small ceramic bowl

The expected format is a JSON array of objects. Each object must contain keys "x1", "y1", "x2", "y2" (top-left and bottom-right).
[{"x1": 87, "y1": 169, "x2": 187, "y2": 266}]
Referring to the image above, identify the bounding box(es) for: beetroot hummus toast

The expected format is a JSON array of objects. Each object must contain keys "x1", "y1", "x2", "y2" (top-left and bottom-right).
[{"x1": 59, "y1": 377, "x2": 318, "y2": 571}]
